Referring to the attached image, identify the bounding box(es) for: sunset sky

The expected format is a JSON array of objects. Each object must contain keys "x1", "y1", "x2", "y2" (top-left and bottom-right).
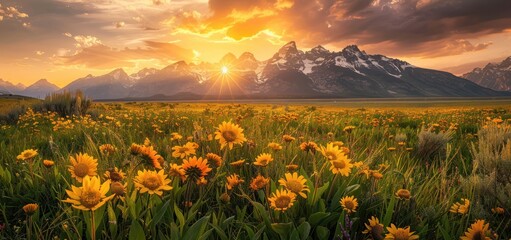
[{"x1": 1, "y1": 0, "x2": 511, "y2": 87}]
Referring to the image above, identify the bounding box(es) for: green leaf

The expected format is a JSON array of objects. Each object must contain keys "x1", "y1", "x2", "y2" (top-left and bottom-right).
[
  {"x1": 151, "y1": 200, "x2": 169, "y2": 227},
  {"x1": 170, "y1": 222, "x2": 180, "y2": 240},
  {"x1": 438, "y1": 224, "x2": 453, "y2": 240},
  {"x1": 308, "y1": 212, "x2": 330, "y2": 227},
  {"x1": 126, "y1": 191, "x2": 137, "y2": 220},
  {"x1": 221, "y1": 216, "x2": 235, "y2": 229},
  {"x1": 209, "y1": 222, "x2": 228, "y2": 240},
  {"x1": 297, "y1": 221, "x2": 311, "y2": 240},
  {"x1": 251, "y1": 225, "x2": 266, "y2": 240},
  {"x1": 182, "y1": 215, "x2": 211, "y2": 240},
  {"x1": 310, "y1": 182, "x2": 330, "y2": 206},
  {"x1": 271, "y1": 222, "x2": 293, "y2": 239},
  {"x1": 344, "y1": 184, "x2": 360, "y2": 195},
  {"x1": 315, "y1": 226, "x2": 330, "y2": 239},
  {"x1": 383, "y1": 195, "x2": 396, "y2": 227},
  {"x1": 107, "y1": 203, "x2": 118, "y2": 238},
  {"x1": 174, "y1": 203, "x2": 185, "y2": 233},
  {"x1": 129, "y1": 220, "x2": 146, "y2": 240},
  {"x1": 290, "y1": 229, "x2": 299, "y2": 240},
  {"x1": 244, "y1": 224, "x2": 255, "y2": 239},
  {"x1": 251, "y1": 201, "x2": 272, "y2": 228}
]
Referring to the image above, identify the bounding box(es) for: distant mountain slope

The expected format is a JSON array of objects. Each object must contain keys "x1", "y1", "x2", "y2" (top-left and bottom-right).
[
  {"x1": 21, "y1": 79, "x2": 60, "y2": 98},
  {"x1": 0, "y1": 79, "x2": 25, "y2": 94},
  {"x1": 462, "y1": 57, "x2": 511, "y2": 91},
  {"x1": 61, "y1": 68, "x2": 134, "y2": 99},
  {"x1": 57, "y1": 42, "x2": 509, "y2": 99}
]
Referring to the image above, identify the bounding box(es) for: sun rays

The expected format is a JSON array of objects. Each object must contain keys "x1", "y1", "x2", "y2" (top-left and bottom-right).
[{"x1": 202, "y1": 65, "x2": 247, "y2": 99}]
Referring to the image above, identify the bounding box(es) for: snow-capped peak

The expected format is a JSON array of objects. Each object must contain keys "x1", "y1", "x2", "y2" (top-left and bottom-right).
[
  {"x1": 281, "y1": 41, "x2": 297, "y2": 50},
  {"x1": 342, "y1": 45, "x2": 367, "y2": 56},
  {"x1": 108, "y1": 68, "x2": 128, "y2": 80},
  {"x1": 310, "y1": 45, "x2": 329, "y2": 54}
]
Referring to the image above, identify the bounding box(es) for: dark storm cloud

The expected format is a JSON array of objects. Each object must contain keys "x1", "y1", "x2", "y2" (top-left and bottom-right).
[
  {"x1": 189, "y1": 0, "x2": 511, "y2": 57},
  {"x1": 322, "y1": 0, "x2": 511, "y2": 44}
]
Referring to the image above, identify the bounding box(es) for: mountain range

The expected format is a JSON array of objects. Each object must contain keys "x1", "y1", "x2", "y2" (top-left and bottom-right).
[
  {"x1": 1, "y1": 42, "x2": 509, "y2": 99},
  {"x1": 0, "y1": 78, "x2": 59, "y2": 98},
  {"x1": 463, "y1": 57, "x2": 511, "y2": 92}
]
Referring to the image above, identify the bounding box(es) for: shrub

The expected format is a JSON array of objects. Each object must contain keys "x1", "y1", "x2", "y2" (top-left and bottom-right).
[
  {"x1": 465, "y1": 122, "x2": 511, "y2": 210},
  {"x1": 33, "y1": 90, "x2": 92, "y2": 117},
  {"x1": 416, "y1": 126, "x2": 453, "y2": 162}
]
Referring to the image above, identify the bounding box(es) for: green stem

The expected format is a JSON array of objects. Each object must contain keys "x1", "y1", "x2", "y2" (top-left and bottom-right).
[
  {"x1": 27, "y1": 216, "x2": 32, "y2": 240},
  {"x1": 327, "y1": 174, "x2": 340, "y2": 202},
  {"x1": 91, "y1": 210, "x2": 96, "y2": 240}
]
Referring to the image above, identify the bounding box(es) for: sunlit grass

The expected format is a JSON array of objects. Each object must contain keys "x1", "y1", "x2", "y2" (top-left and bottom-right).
[{"x1": 0, "y1": 101, "x2": 510, "y2": 239}]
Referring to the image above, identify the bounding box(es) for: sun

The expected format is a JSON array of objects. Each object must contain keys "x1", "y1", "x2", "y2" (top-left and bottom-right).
[{"x1": 221, "y1": 66, "x2": 229, "y2": 74}]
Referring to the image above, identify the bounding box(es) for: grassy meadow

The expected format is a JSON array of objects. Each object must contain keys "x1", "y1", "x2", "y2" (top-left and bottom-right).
[{"x1": 1, "y1": 98, "x2": 511, "y2": 239}]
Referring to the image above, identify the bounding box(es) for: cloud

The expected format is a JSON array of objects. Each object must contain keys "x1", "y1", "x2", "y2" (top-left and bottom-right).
[
  {"x1": 36, "y1": 51, "x2": 45, "y2": 56},
  {"x1": 423, "y1": 40, "x2": 492, "y2": 58},
  {"x1": 153, "y1": 0, "x2": 166, "y2": 5},
  {"x1": 176, "y1": 0, "x2": 511, "y2": 57},
  {"x1": 0, "y1": 4, "x2": 29, "y2": 24},
  {"x1": 115, "y1": 21, "x2": 125, "y2": 28},
  {"x1": 73, "y1": 35, "x2": 102, "y2": 48},
  {"x1": 59, "y1": 41, "x2": 195, "y2": 68},
  {"x1": 6, "y1": 6, "x2": 29, "y2": 18}
]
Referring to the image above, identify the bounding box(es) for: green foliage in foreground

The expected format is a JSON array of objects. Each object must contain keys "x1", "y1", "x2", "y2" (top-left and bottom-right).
[{"x1": 0, "y1": 102, "x2": 510, "y2": 239}]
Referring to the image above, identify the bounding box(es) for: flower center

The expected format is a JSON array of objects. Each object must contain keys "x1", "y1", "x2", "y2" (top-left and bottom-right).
[
  {"x1": 74, "y1": 163, "x2": 90, "y2": 177},
  {"x1": 222, "y1": 130, "x2": 237, "y2": 142},
  {"x1": 286, "y1": 180, "x2": 303, "y2": 193},
  {"x1": 253, "y1": 179, "x2": 266, "y2": 189},
  {"x1": 178, "y1": 147, "x2": 188, "y2": 153},
  {"x1": 344, "y1": 201, "x2": 355, "y2": 210},
  {"x1": 143, "y1": 175, "x2": 161, "y2": 190},
  {"x1": 333, "y1": 160, "x2": 346, "y2": 169},
  {"x1": 393, "y1": 229, "x2": 411, "y2": 240},
  {"x1": 275, "y1": 196, "x2": 291, "y2": 209},
  {"x1": 259, "y1": 159, "x2": 268, "y2": 165},
  {"x1": 472, "y1": 231, "x2": 484, "y2": 240},
  {"x1": 80, "y1": 189, "x2": 101, "y2": 209}
]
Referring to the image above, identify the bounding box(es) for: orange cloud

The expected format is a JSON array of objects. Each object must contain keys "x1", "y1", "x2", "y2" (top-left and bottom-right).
[
  {"x1": 175, "y1": 0, "x2": 294, "y2": 41},
  {"x1": 172, "y1": 0, "x2": 511, "y2": 58}
]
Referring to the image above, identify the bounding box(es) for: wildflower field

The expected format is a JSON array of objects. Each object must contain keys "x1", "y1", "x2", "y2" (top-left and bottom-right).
[{"x1": 1, "y1": 99, "x2": 511, "y2": 239}]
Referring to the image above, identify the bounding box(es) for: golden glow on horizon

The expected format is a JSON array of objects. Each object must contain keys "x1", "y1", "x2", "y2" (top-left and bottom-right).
[{"x1": 1, "y1": 0, "x2": 510, "y2": 87}]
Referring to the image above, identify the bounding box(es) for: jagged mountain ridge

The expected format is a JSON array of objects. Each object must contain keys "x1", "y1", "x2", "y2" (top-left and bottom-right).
[
  {"x1": 3, "y1": 41, "x2": 507, "y2": 99},
  {"x1": 61, "y1": 68, "x2": 135, "y2": 99},
  {"x1": 67, "y1": 41, "x2": 505, "y2": 99},
  {"x1": 462, "y1": 57, "x2": 511, "y2": 91}
]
